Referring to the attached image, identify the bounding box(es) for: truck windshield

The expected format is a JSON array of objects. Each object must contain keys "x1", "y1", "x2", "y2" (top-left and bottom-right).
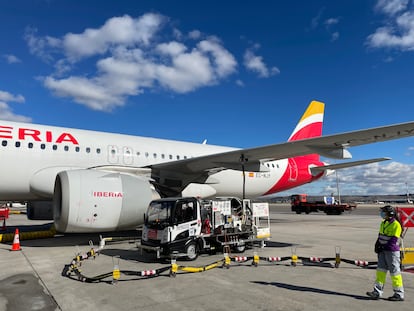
[{"x1": 146, "y1": 201, "x2": 173, "y2": 226}]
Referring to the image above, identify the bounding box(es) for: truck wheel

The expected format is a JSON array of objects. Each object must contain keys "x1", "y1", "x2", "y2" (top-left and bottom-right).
[
  {"x1": 233, "y1": 241, "x2": 246, "y2": 253},
  {"x1": 185, "y1": 242, "x2": 198, "y2": 261}
]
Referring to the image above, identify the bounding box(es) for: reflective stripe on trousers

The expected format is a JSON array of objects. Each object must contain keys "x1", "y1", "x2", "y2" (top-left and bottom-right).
[{"x1": 374, "y1": 251, "x2": 404, "y2": 297}]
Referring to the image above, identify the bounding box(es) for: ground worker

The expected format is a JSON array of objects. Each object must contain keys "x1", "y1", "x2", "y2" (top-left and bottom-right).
[{"x1": 366, "y1": 205, "x2": 404, "y2": 301}]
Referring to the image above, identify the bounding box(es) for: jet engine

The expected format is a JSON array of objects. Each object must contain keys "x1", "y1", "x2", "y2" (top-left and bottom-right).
[
  {"x1": 27, "y1": 201, "x2": 54, "y2": 220},
  {"x1": 53, "y1": 169, "x2": 160, "y2": 233}
]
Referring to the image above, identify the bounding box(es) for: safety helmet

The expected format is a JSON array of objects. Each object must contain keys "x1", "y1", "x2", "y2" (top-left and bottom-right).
[{"x1": 381, "y1": 205, "x2": 396, "y2": 217}]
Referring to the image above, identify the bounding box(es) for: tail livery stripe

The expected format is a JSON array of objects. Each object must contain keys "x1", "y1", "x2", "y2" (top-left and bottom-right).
[
  {"x1": 264, "y1": 100, "x2": 326, "y2": 195},
  {"x1": 288, "y1": 101, "x2": 324, "y2": 141}
]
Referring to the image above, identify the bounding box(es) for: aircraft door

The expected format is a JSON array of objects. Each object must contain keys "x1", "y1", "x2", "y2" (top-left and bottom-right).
[
  {"x1": 107, "y1": 145, "x2": 119, "y2": 164},
  {"x1": 288, "y1": 158, "x2": 298, "y2": 181},
  {"x1": 123, "y1": 146, "x2": 133, "y2": 165}
]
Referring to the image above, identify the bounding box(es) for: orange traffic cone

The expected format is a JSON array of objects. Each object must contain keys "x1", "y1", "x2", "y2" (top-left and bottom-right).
[{"x1": 10, "y1": 228, "x2": 21, "y2": 251}]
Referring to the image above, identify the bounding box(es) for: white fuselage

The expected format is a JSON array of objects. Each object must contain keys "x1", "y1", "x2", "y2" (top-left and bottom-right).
[{"x1": 0, "y1": 120, "x2": 287, "y2": 201}]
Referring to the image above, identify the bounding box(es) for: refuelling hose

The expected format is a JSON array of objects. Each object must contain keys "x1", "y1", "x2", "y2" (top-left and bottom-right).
[{"x1": 0, "y1": 225, "x2": 56, "y2": 243}]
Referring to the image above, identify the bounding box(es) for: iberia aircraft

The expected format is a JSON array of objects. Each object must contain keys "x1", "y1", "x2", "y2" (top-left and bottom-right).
[{"x1": 0, "y1": 101, "x2": 413, "y2": 233}]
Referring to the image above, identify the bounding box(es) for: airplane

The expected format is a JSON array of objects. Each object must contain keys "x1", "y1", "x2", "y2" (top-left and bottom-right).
[{"x1": 0, "y1": 100, "x2": 413, "y2": 233}]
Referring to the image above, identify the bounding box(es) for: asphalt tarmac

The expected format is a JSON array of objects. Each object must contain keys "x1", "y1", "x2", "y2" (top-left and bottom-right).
[{"x1": 0, "y1": 204, "x2": 413, "y2": 311}]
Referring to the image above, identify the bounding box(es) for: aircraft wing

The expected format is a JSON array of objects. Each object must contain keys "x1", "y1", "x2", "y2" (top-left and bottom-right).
[{"x1": 150, "y1": 121, "x2": 414, "y2": 190}]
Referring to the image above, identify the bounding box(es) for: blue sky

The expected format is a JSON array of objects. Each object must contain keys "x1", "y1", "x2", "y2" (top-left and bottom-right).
[{"x1": 1, "y1": 0, "x2": 414, "y2": 196}]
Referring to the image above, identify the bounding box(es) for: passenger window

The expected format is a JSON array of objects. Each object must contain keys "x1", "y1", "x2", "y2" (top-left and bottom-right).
[
  {"x1": 15, "y1": 141, "x2": 20, "y2": 148},
  {"x1": 96, "y1": 148, "x2": 101, "y2": 154},
  {"x1": 75, "y1": 146, "x2": 80, "y2": 152},
  {"x1": 41, "y1": 144, "x2": 46, "y2": 150},
  {"x1": 53, "y1": 145, "x2": 57, "y2": 150},
  {"x1": 28, "y1": 143, "x2": 33, "y2": 149},
  {"x1": 2, "y1": 140, "x2": 7, "y2": 146}
]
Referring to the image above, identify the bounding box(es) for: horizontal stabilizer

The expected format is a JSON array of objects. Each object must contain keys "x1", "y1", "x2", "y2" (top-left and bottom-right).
[{"x1": 310, "y1": 157, "x2": 391, "y2": 174}]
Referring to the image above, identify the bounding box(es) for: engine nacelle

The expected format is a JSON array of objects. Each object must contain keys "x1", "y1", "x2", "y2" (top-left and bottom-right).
[
  {"x1": 27, "y1": 201, "x2": 54, "y2": 220},
  {"x1": 53, "y1": 170, "x2": 160, "y2": 233}
]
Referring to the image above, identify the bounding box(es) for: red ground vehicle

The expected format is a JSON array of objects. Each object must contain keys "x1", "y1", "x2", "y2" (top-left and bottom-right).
[{"x1": 290, "y1": 194, "x2": 356, "y2": 215}]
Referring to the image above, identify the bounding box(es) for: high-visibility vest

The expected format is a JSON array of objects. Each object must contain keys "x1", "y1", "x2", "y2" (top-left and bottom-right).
[{"x1": 378, "y1": 219, "x2": 402, "y2": 251}]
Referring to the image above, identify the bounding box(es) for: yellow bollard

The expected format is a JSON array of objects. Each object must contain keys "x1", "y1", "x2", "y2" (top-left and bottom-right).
[
  {"x1": 253, "y1": 252, "x2": 260, "y2": 267},
  {"x1": 170, "y1": 258, "x2": 178, "y2": 278},
  {"x1": 112, "y1": 257, "x2": 120, "y2": 284},
  {"x1": 223, "y1": 253, "x2": 231, "y2": 269},
  {"x1": 291, "y1": 254, "x2": 298, "y2": 266},
  {"x1": 335, "y1": 246, "x2": 341, "y2": 268},
  {"x1": 291, "y1": 246, "x2": 298, "y2": 266}
]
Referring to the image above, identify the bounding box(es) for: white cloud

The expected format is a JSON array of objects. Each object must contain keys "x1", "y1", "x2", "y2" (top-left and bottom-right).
[
  {"x1": 236, "y1": 79, "x2": 245, "y2": 87},
  {"x1": 309, "y1": 9, "x2": 341, "y2": 42},
  {"x1": 26, "y1": 13, "x2": 243, "y2": 111},
  {"x1": 330, "y1": 32, "x2": 340, "y2": 42},
  {"x1": 198, "y1": 39, "x2": 237, "y2": 77},
  {"x1": 0, "y1": 90, "x2": 25, "y2": 103},
  {"x1": 326, "y1": 161, "x2": 414, "y2": 195},
  {"x1": 325, "y1": 18, "x2": 339, "y2": 26},
  {"x1": 324, "y1": 17, "x2": 341, "y2": 42},
  {"x1": 243, "y1": 49, "x2": 280, "y2": 78},
  {"x1": 155, "y1": 49, "x2": 214, "y2": 93},
  {"x1": 367, "y1": 1, "x2": 414, "y2": 51},
  {"x1": 63, "y1": 13, "x2": 164, "y2": 61},
  {"x1": 375, "y1": 0, "x2": 409, "y2": 16},
  {"x1": 43, "y1": 76, "x2": 125, "y2": 111},
  {"x1": 3, "y1": 54, "x2": 21, "y2": 64},
  {"x1": 0, "y1": 102, "x2": 31, "y2": 122},
  {"x1": 278, "y1": 161, "x2": 414, "y2": 196},
  {"x1": 188, "y1": 30, "x2": 202, "y2": 39},
  {"x1": 310, "y1": 8, "x2": 325, "y2": 30},
  {"x1": 24, "y1": 27, "x2": 62, "y2": 63},
  {"x1": 156, "y1": 42, "x2": 187, "y2": 56},
  {"x1": 0, "y1": 90, "x2": 31, "y2": 122}
]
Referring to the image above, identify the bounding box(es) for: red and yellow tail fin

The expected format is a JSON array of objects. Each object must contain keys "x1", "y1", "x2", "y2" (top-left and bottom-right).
[{"x1": 288, "y1": 100, "x2": 324, "y2": 142}]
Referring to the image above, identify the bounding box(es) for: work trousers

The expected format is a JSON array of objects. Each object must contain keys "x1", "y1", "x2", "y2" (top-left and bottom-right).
[{"x1": 373, "y1": 250, "x2": 404, "y2": 298}]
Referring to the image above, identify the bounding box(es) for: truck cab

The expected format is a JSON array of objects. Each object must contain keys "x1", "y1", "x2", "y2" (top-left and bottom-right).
[{"x1": 142, "y1": 197, "x2": 201, "y2": 260}]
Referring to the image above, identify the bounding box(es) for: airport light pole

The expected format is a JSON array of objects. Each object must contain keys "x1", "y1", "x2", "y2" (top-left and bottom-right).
[{"x1": 406, "y1": 182, "x2": 412, "y2": 203}]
